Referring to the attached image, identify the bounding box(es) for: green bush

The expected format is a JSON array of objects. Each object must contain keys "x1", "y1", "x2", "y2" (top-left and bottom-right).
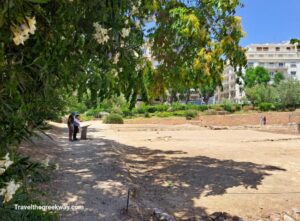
[
  {"x1": 204, "y1": 109, "x2": 217, "y2": 115},
  {"x1": 185, "y1": 110, "x2": 198, "y2": 120},
  {"x1": 222, "y1": 104, "x2": 234, "y2": 112},
  {"x1": 170, "y1": 102, "x2": 186, "y2": 111},
  {"x1": 156, "y1": 112, "x2": 173, "y2": 118},
  {"x1": 153, "y1": 104, "x2": 169, "y2": 112},
  {"x1": 85, "y1": 107, "x2": 103, "y2": 117},
  {"x1": 80, "y1": 115, "x2": 94, "y2": 121},
  {"x1": 186, "y1": 104, "x2": 199, "y2": 110},
  {"x1": 146, "y1": 106, "x2": 157, "y2": 113},
  {"x1": 197, "y1": 105, "x2": 209, "y2": 111},
  {"x1": 212, "y1": 105, "x2": 223, "y2": 111},
  {"x1": 121, "y1": 107, "x2": 133, "y2": 117},
  {"x1": 235, "y1": 104, "x2": 241, "y2": 111},
  {"x1": 272, "y1": 103, "x2": 284, "y2": 111},
  {"x1": 173, "y1": 110, "x2": 186, "y2": 116},
  {"x1": 259, "y1": 102, "x2": 273, "y2": 111},
  {"x1": 133, "y1": 104, "x2": 147, "y2": 114},
  {"x1": 103, "y1": 114, "x2": 124, "y2": 124},
  {"x1": 144, "y1": 112, "x2": 151, "y2": 118}
]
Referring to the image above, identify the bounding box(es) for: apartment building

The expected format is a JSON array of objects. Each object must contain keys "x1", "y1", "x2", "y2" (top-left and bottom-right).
[
  {"x1": 214, "y1": 65, "x2": 244, "y2": 103},
  {"x1": 214, "y1": 41, "x2": 300, "y2": 103},
  {"x1": 246, "y1": 42, "x2": 300, "y2": 80}
]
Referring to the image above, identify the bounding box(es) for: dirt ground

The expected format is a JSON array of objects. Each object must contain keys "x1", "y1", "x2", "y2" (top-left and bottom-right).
[
  {"x1": 19, "y1": 112, "x2": 300, "y2": 221},
  {"x1": 99, "y1": 122, "x2": 300, "y2": 220}
]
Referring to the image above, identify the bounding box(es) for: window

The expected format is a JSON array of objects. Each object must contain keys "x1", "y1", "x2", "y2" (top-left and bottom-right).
[
  {"x1": 269, "y1": 72, "x2": 274, "y2": 77},
  {"x1": 287, "y1": 47, "x2": 291, "y2": 51},
  {"x1": 257, "y1": 47, "x2": 262, "y2": 51},
  {"x1": 259, "y1": 62, "x2": 264, "y2": 66},
  {"x1": 247, "y1": 62, "x2": 254, "y2": 67},
  {"x1": 276, "y1": 47, "x2": 280, "y2": 51},
  {"x1": 263, "y1": 47, "x2": 269, "y2": 51},
  {"x1": 268, "y1": 54, "x2": 274, "y2": 57},
  {"x1": 291, "y1": 63, "x2": 297, "y2": 68},
  {"x1": 278, "y1": 63, "x2": 284, "y2": 67},
  {"x1": 259, "y1": 54, "x2": 264, "y2": 57},
  {"x1": 291, "y1": 71, "x2": 297, "y2": 76}
]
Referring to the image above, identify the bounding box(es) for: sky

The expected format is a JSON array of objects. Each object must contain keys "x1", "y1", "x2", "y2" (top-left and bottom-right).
[{"x1": 237, "y1": 0, "x2": 300, "y2": 46}]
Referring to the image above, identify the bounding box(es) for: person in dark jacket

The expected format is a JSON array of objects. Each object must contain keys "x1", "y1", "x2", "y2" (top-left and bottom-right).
[
  {"x1": 67, "y1": 112, "x2": 76, "y2": 141},
  {"x1": 73, "y1": 115, "x2": 81, "y2": 141}
]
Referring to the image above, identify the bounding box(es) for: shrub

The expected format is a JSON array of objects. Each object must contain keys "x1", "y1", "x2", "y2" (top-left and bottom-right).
[
  {"x1": 242, "y1": 105, "x2": 254, "y2": 111},
  {"x1": 154, "y1": 104, "x2": 169, "y2": 112},
  {"x1": 204, "y1": 109, "x2": 217, "y2": 115},
  {"x1": 147, "y1": 106, "x2": 157, "y2": 113},
  {"x1": 235, "y1": 104, "x2": 241, "y2": 111},
  {"x1": 173, "y1": 110, "x2": 186, "y2": 116},
  {"x1": 85, "y1": 107, "x2": 103, "y2": 117},
  {"x1": 80, "y1": 115, "x2": 94, "y2": 121},
  {"x1": 212, "y1": 105, "x2": 223, "y2": 111},
  {"x1": 103, "y1": 114, "x2": 124, "y2": 124},
  {"x1": 156, "y1": 112, "x2": 173, "y2": 118},
  {"x1": 259, "y1": 102, "x2": 273, "y2": 111},
  {"x1": 185, "y1": 110, "x2": 198, "y2": 120},
  {"x1": 110, "y1": 106, "x2": 122, "y2": 114},
  {"x1": 197, "y1": 105, "x2": 209, "y2": 111},
  {"x1": 144, "y1": 112, "x2": 151, "y2": 118},
  {"x1": 222, "y1": 104, "x2": 234, "y2": 112},
  {"x1": 272, "y1": 103, "x2": 284, "y2": 111},
  {"x1": 121, "y1": 107, "x2": 133, "y2": 117},
  {"x1": 133, "y1": 104, "x2": 147, "y2": 114},
  {"x1": 170, "y1": 102, "x2": 186, "y2": 111},
  {"x1": 186, "y1": 104, "x2": 199, "y2": 110}
]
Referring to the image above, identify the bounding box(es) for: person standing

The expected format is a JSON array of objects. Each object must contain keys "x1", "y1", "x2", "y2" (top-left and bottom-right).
[
  {"x1": 73, "y1": 115, "x2": 81, "y2": 141},
  {"x1": 67, "y1": 112, "x2": 76, "y2": 141}
]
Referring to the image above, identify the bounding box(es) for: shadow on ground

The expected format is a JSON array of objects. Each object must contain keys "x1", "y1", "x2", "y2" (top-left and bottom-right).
[{"x1": 21, "y1": 124, "x2": 286, "y2": 221}]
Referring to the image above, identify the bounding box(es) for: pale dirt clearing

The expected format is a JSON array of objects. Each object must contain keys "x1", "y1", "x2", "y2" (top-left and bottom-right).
[
  {"x1": 95, "y1": 122, "x2": 300, "y2": 220},
  {"x1": 19, "y1": 120, "x2": 300, "y2": 220}
]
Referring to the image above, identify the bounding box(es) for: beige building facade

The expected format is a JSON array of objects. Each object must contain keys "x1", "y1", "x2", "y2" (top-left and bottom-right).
[{"x1": 214, "y1": 41, "x2": 300, "y2": 104}]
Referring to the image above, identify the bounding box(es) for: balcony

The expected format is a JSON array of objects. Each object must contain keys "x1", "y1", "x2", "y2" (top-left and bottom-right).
[{"x1": 246, "y1": 52, "x2": 300, "y2": 60}]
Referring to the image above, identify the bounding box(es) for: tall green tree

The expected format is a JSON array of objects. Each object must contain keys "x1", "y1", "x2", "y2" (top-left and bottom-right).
[
  {"x1": 273, "y1": 72, "x2": 284, "y2": 85},
  {"x1": 244, "y1": 66, "x2": 270, "y2": 87},
  {"x1": 0, "y1": 0, "x2": 246, "y2": 152},
  {"x1": 149, "y1": 0, "x2": 246, "y2": 100}
]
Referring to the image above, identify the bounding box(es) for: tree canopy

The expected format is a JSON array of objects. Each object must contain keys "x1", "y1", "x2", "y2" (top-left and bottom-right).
[
  {"x1": 243, "y1": 66, "x2": 270, "y2": 88},
  {"x1": 0, "y1": 0, "x2": 246, "y2": 151}
]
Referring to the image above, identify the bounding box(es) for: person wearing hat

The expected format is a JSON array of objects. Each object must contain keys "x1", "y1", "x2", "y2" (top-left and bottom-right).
[{"x1": 67, "y1": 112, "x2": 76, "y2": 141}]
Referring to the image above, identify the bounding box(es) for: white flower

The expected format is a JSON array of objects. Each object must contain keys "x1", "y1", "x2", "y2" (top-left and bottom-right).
[
  {"x1": 55, "y1": 163, "x2": 59, "y2": 170},
  {"x1": 120, "y1": 40, "x2": 125, "y2": 48},
  {"x1": 133, "y1": 50, "x2": 139, "y2": 57},
  {"x1": 42, "y1": 157, "x2": 49, "y2": 167},
  {"x1": 113, "y1": 52, "x2": 120, "y2": 64},
  {"x1": 0, "y1": 153, "x2": 13, "y2": 172},
  {"x1": 119, "y1": 68, "x2": 123, "y2": 72},
  {"x1": 0, "y1": 168, "x2": 5, "y2": 176},
  {"x1": 93, "y1": 22, "x2": 110, "y2": 45},
  {"x1": 11, "y1": 17, "x2": 36, "y2": 45},
  {"x1": 132, "y1": 5, "x2": 139, "y2": 15},
  {"x1": 0, "y1": 180, "x2": 21, "y2": 203},
  {"x1": 4, "y1": 153, "x2": 9, "y2": 161},
  {"x1": 4, "y1": 160, "x2": 13, "y2": 169},
  {"x1": 111, "y1": 68, "x2": 118, "y2": 76},
  {"x1": 26, "y1": 17, "x2": 36, "y2": 35},
  {"x1": 135, "y1": 64, "x2": 142, "y2": 71},
  {"x1": 121, "y1": 28, "x2": 130, "y2": 38},
  {"x1": 125, "y1": 19, "x2": 129, "y2": 25}
]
